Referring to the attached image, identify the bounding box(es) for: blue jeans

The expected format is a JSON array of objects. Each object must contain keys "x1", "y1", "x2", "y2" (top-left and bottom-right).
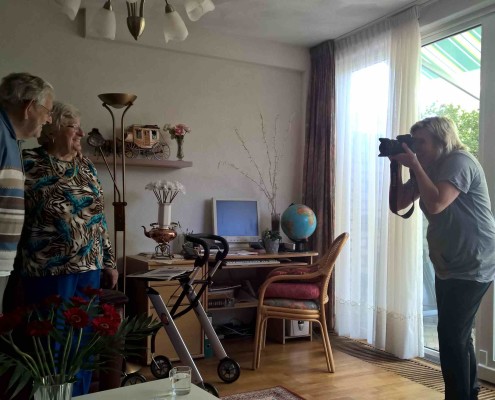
[
  {"x1": 435, "y1": 277, "x2": 491, "y2": 400},
  {"x1": 23, "y1": 270, "x2": 101, "y2": 397}
]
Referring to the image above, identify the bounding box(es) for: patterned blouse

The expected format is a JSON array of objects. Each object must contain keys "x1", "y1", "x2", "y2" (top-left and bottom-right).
[{"x1": 17, "y1": 147, "x2": 115, "y2": 277}]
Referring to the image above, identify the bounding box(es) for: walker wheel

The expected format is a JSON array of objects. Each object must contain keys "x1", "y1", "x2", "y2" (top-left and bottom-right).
[
  {"x1": 200, "y1": 382, "x2": 219, "y2": 398},
  {"x1": 150, "y1": 355, "x2": 173, "y2": 379},
  {"x1": 218, "y1": 357, "x2": 241, "y2": 383},
  {"x1": 121, "y1": 372, "x2": 147, "y2": 386}
]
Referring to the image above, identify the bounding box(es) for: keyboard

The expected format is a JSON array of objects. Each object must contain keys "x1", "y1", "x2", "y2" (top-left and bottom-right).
[{"x1": 224, "y1": 259, "x2": 281, "y2": 266}]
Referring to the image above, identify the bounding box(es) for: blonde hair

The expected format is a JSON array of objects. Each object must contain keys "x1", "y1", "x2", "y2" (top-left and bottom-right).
[
  {"x1": 410, "y1": 116, "x2": 466, "y2": 156},
  {"x1": 39, "y1": 101, "x2": 81, "y2": 146}
]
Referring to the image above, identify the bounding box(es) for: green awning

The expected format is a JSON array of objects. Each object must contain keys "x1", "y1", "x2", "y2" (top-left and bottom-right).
[{"x1": 421, "y1": 26, "x2": 481, "y2": 100}]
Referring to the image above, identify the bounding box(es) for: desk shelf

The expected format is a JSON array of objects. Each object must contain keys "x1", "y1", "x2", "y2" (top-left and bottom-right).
[
  {"x1": 221, "y1": 261, "x2": 308, "y2": 270},
  {"x1": 208, "y1": 252, "x2": 316, "y2": 312},
  {"x1": 208, "y1": 301, "x2": 258, "y2": 311}
]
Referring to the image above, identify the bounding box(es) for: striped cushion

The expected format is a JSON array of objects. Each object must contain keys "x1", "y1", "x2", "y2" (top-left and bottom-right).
[{"x1": 263, "y1": 298, "x2": 319, "y2": 310}]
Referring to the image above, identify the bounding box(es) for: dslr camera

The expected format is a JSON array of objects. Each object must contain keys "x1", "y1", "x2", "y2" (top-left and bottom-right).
[{"x1": 378, "y1": 134, "x2": 416, "y2": 157}]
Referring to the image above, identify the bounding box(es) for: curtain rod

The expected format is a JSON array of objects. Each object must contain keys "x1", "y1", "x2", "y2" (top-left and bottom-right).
[{"x1": 335, "y1": 0, "x2": 436, "y2": 42}]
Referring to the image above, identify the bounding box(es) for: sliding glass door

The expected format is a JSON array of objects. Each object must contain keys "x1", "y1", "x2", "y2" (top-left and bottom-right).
[{"x1": 419, "y1": 26, "x2": 481, "y2": 362}]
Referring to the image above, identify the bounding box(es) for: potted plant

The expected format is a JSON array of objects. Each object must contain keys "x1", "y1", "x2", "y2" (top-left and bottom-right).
[{"x1": 262, "y1": 229, "x2": 282, "y2": 254}]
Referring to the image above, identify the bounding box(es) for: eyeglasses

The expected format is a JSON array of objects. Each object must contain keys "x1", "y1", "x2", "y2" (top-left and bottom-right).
[
  {"x1": 37, "y1": 103, "x2": 53, "y2": 117},
  {"x1": 64, "y1": 124, "x2": 82, "y2": 131}
]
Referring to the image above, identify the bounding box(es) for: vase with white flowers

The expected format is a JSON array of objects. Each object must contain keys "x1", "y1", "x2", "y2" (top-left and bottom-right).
[{"x1": 145, "y1": 180, "x2": 186, "y2": 228}]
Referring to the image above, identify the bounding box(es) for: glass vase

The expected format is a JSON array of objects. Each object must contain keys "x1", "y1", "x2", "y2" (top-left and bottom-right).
[
  {"x1": 176, "y1": 136, "x2": 184, "y2": 160},
  {"x1": 34, "y1": 380, "x2": 73, "y2": 400},
  {"x1": 271, "y1": 213, "x2": 281, "y2": 232}
]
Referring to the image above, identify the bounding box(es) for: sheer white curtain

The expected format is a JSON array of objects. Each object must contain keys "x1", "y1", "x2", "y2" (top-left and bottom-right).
[{"x1": 334, "y1": 7, "x2": 424, "y2": 358}]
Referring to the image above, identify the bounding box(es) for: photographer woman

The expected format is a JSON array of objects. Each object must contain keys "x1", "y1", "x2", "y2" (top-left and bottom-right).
[{"x1": 390, "y1": 116, "x2": 495, "y2": 400}]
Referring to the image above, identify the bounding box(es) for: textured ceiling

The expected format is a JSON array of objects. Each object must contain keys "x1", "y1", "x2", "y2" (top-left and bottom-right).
[{"x1": 83, "y1": 0, "x2": 420, "y2": 47}]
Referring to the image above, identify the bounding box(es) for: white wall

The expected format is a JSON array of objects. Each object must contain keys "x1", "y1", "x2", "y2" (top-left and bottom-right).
[{"x1": 0, "y1": 1, "x2": 309, "y2": 261}]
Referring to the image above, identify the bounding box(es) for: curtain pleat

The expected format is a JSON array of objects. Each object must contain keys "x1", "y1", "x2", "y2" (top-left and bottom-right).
[
  {"x1": 303, "y1": 40, "x2": 336, "y2": 329},
  {"x1": 334, "y1": 7, "x2": 424, "y2": 359}
]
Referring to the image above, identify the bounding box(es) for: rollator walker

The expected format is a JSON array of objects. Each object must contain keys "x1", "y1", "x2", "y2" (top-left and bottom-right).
[{"x1": 139, "y1": 234, "x2": 241, "y2": 397}]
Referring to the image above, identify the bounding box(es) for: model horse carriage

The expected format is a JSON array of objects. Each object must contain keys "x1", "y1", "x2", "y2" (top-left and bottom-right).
[
  {"x1": 87, "y1": 125, "x2": 170, "y2": 160},
  {"x1": 123, "y1": 125, "x2": 171, "y2": 160}
]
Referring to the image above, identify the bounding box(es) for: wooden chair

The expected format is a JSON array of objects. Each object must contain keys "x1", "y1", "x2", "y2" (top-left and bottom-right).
[{"x1": 252, "y1": 232, "x2": 349, "y2": 372}]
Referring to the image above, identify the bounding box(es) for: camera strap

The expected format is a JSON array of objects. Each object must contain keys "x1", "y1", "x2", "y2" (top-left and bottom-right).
[{"x1": 389, "y1": 160, "x2": 415, "y2": 219}]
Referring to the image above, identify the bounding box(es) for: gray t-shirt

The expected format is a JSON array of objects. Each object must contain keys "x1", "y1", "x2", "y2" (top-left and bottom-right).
[{"x1": 419, "y1": 150, "x2": 495, "y2": 282}]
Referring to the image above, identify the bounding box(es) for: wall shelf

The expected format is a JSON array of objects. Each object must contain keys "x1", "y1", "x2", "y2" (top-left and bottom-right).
[{"x1": 88, "y1": 155, "x2": 192, "y2": 169}]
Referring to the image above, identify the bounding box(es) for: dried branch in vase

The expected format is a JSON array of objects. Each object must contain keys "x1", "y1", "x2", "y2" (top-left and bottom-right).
[{"x1": 219, "y1": 114, "x2": 293, "y2": 216}]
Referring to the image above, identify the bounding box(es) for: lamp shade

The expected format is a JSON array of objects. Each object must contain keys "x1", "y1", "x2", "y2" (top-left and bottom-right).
[
  {"x1": 54, "y1": 0, "x2": 81, "y2": 21},
  {"x1": 184, "y1": 0, "x2": 215, "y2": 22},
  {"x1": 163, "y1": 9, "x2": 189, "y2": 43},
  {"x1": 91, "y1": 6, "x2": 116, "y2": 40}
]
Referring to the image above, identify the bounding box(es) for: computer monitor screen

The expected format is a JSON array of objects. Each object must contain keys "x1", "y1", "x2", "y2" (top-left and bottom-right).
[{"x1": 212, "y1": 199, "x2": 260, "y2": 245}]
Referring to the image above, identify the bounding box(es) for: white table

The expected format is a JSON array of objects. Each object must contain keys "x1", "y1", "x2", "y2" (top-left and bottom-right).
[{"x1": 77, "y1": 379, "x2": 219, "y2": 400}]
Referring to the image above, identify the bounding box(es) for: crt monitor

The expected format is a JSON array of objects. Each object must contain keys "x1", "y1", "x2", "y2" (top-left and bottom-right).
[{"x1": 212, "y1": 198, "x2": 261, "y2": 246}]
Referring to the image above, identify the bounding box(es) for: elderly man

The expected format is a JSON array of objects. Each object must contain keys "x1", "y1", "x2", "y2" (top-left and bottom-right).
[{"x1": 0, "y1": 72, "x2": 54, "y2": 313}]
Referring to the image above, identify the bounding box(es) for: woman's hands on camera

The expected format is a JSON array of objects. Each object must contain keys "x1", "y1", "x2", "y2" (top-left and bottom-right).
[{"x1": 389, "y1": 143, "x2": 420, "y2": 170}]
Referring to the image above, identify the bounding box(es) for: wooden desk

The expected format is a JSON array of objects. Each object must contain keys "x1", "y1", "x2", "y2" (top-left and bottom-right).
[
  {"x1": 208, "y1": 251, "x2": 317, "y2": 343},
  {"x1": 78, "y1": 380, "x2": 217, "y2": 400}
]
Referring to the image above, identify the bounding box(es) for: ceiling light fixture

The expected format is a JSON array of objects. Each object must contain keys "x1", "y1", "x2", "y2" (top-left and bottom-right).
[
  {"x1": 91, "y1": 0, "x2": 116, "y2": 40},
  {"x1": 126, "y1": 0, "x2": 146, "y2": 41},
  {"x1": 55, "y1": 0, "x2": 214, "y2": 44},
  {"x1": 163, "y1": 0, "x2": 188, "y2": 43},
  {"x1": 184, "y1": 0, "x2": 215, "y2": 22},
  {"x1": 54, "y1": 0, "x2": 81, "y2": 21}
]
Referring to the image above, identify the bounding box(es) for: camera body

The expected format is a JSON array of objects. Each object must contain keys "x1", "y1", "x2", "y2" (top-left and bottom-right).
[{"x1": 378, "y1": 134, "x2": 415, "y2": 157}]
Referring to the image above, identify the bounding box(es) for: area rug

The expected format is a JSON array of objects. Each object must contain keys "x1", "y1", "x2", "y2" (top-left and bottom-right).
[
  {"x1": 221, "y1": 386, "x2": 305, "y2": 400},
  {"x1": 332, "y1": 335, "x2": 495, "y2": 400}
]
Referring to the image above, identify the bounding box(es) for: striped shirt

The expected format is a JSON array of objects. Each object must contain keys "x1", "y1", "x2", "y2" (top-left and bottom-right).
[{"x1": 0, "y1": 107, "x2": 24, "y2": 274}]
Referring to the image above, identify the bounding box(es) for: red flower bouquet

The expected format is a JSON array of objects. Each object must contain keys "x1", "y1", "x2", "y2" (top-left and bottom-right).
[{"x1": 0, "y1": 287, "x2": 158, "y2": 397}]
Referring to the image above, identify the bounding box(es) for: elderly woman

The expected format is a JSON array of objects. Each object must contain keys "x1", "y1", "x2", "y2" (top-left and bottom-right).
[
  {"x1": 390, "y1": 116, "x2": 495, "y2": 400},
  {"x1": 15, "y1": 101, "x2": 118, "y2": 396}
]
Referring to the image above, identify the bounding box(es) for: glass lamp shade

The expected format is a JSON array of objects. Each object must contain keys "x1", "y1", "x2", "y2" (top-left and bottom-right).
[
  {"x1": 54, "y1": 0, "x2": 81, "y2": 21},
  {"x1": 91, "y1": 7, "x2": 116, "y2": 40},
  {"x1": 163, "y1": 11, "x2": 189, "y2": 43},
  {"x1": 184, "y1": 0, "x2": 215, "y2": 22}
]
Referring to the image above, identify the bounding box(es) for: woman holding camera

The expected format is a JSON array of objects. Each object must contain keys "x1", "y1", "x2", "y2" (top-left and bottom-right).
[{"x1": 390, "y1": 116, "x2": 495, "y2": 400}]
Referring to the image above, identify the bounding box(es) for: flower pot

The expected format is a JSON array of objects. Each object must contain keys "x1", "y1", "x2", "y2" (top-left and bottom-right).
[
  {"x1": 35, "y1": 380, "x2": 73, "y2": 400},
  {"x1": 263, "y1": 238, "x2": 280, "y2": 254}
]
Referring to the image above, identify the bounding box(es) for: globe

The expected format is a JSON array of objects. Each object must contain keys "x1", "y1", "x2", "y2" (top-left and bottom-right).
[{"x1": 281, "y1": 204, "x2": 317, "y2": 250}]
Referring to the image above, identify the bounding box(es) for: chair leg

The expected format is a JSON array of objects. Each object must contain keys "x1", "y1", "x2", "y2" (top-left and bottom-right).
[
  {"x1": 320, "y1": 314, "x2": 335, "y2": 373},
  {"x1": 252, "y1": 310, "x2": 264, "y2": 370},
  {"x1": 256, "y1": 316, "x2": 268, "y2": 369},
  {"x1": 261, "y1": 317, "x2": 268, "y2": 349}
]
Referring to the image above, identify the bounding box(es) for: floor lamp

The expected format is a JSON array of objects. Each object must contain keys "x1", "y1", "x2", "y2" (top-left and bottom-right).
[{"x1": 97, "y1": 93, "x2": 137, "y2": 295}]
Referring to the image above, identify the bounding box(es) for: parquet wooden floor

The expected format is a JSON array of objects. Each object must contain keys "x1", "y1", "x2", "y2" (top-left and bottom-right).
[{"x1": 141, "y1": 335, "x2": 446, "y2": 399}]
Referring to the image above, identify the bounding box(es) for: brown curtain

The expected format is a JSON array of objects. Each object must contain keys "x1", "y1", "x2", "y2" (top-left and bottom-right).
[{"x1": 302, "y1": 40, "x2": 337, "y2": 329}]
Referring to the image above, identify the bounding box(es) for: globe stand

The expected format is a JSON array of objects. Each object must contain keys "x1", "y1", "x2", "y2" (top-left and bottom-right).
[{"x1": 293, "y1": 238, "x2": 308, "y2": 252}]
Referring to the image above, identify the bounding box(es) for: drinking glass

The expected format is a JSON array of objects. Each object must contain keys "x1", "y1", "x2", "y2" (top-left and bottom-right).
[{"x1": 170, "y1": 366, "x2": 191, "y2": 396}]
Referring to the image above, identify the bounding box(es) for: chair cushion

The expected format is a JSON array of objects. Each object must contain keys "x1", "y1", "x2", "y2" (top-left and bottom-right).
[
  {"x1": 264, "y1": 282, "x2": 320, "y2": 300},
  {"x1": 263, "y1": 298, "x2": 319, "y2": 310},
  {"x1": 267, "y1": 265, "x2": 319, "y2": 278}
]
